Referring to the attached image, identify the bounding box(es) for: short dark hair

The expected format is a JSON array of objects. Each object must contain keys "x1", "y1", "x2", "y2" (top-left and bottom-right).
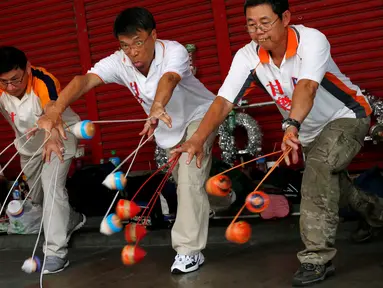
[
  {"x1": 244, "y1": 0, "x2": 289, "y2": 19},
  {"x1": 0, "y1": 46, "x2": 27, "y2": 74},
  {"x1": 113, "y1": 7, "x2": 156, "y2": 38}
]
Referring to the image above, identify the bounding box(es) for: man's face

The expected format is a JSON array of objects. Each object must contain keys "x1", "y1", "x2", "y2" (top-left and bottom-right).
[
  {"x1": 245, "y1": 4, "x2": 290, "y2": 51},
  {"x1": 0, "y1": 66, "x2": 29, "y2": 97},
  {"x1": 118, "y1": 29, "x2": 157, "y2": 74}
]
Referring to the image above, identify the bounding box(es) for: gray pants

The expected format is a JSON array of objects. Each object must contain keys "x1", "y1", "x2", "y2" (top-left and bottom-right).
[
  {"x1": 20, "y1": 132, "x2": 79, "y2": 258},
  {"x1": 298, "y1": 116, "x2": 383, "y2": 264}
]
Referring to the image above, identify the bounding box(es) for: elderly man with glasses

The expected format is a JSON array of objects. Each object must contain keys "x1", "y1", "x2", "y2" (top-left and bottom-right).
[
  {"x1": 0, "y1": 46, "x2": 86, "y2": 274},
  {"x1": 37, "y1": 7, "x2": 221, "y2": 274},
  {"x1": 172, "y1": 0, "x2": 383, "y2": 286}
]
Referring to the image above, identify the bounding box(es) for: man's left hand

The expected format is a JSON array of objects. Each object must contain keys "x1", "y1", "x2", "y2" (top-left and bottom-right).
[
  {"x1": 281, "y1": 126, "x2": 300, "y2": 166},
  {"x1": 139, "y1": 102, "x2": 172, "y2": 139}
]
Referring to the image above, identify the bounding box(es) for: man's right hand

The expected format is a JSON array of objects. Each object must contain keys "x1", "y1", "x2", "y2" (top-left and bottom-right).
[
  {"x1": 170, "y1": 135, "x2": 205, "y2": 168},
  {"x1": 37, "y1": 102, "x2": 67, "y2": 140}
]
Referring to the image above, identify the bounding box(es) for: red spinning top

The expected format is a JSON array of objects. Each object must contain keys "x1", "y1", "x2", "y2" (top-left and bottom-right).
[
  {"x1": 124, "y1": 223, "x2": 147, "y2": 243},
  {"x1": 205, "y1": 175, "x2": 232, "y2": 197},
  {"x1": 245, "y1": 191, "x2": 270, "y2": 213},
  {"x1": 116, "y1": 199, "x2": 141, "y2": 220},
  {"x1": 121, "y1": 245, "x2": 146, "y2": 265},
  {"x1": 225, "y1": 221, "x2": 251, "y2": 244}
]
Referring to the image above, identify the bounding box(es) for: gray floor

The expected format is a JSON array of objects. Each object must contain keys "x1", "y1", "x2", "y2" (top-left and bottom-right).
[{"x1": 1, "y1": 237, "x2": 383, "y2": 288}]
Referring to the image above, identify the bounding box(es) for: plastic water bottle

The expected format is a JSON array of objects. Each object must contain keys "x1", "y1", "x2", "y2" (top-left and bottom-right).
[{"x1": 12, "y1": 182, "x2": 21, "y2": 200}]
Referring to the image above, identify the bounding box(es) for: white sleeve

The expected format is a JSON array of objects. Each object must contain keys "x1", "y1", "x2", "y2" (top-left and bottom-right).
[
  {"x1": 87, "y1": 52, "x2": 124, "y2": 85},
  {"x1": 218, "y1": 50, "x2": 256, "y2": 104},
  {"x1": 162, "y1": 43, "x2": 191, "y2": 79},
  {"x1": 298, "y1": 30, "x2": 330, "y2": 84}
]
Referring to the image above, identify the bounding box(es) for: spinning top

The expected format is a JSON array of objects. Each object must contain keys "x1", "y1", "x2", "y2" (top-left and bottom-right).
[
  {"x1": 205, "y1": 175, "x2": 232, "y2": 197},
  {"x1": 70, "y1": 120, "x2": 95, "y2": 139},
  {"x1": 225, "y1": 221, "x2": 251, "y2": 244},
  {"x1": 116, "y1": 199, "x2": 141, "y2": 220},
  {"x1": 121, "y1": 245, "x2": 146, "y2": 265},
  {"x1": 7, "y1": 200, "x2": 24, "y2": 218},
  {"x1": 100, "y1": 213, "x2": 123, "y2": 235},
  {"x1": 245, "y1": 191, "x2": 270, "y2": 213},
  {"x1": 124, "y1": 223, "x2": 147, "y2": 243},
  {"x1": 21, "y1": 256, "x2": 41, "y2": 273},
  {"x1": 102, "y1": 171, "x2": 127, "y2": 191}
]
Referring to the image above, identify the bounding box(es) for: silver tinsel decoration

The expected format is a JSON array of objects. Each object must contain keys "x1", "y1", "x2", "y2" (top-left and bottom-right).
[
  {"x1": 154, "y1": 145, "x2": 169, "y2": 172},
  {"x1": 218, "y1": 112, "x2": 262, "y2": 165},
  {"x1": 365, "y1": 89, "x2": 383, "y2": 124},
  {"x1": 154, "y1": 112, "x2": 263, "y2": 168}
]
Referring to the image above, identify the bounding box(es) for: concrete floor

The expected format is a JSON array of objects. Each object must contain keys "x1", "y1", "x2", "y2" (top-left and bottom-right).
[{"x1": 1, "y1": 237, "x2": 383, "y2": 288}]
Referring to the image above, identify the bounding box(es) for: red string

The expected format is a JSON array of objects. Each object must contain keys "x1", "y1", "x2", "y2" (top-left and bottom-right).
[{"x1": 131, "y1": 156, "x2": 177, "y2": 202}]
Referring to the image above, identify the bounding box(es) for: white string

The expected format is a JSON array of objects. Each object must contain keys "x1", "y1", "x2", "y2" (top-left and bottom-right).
[
  {"x1": 21, "y1": 173, "x2": 43, "y2": 207},
  {"x1": 92, "y1": 119, "x2": 148, "y2": 124},
  {"x1": 102, "y1": 134, "x2": 147, "y2": 221},
  {"x1": 92, "y1": 112, "x2": 165, "y2": 125},
  {"x1": 110, "y1": 130, "x2": 157, "y2": 175},
  {"x1": 39, "y1": 160, "x2": 60, "y2": 288},
  {"x1": 0, "y1": 130, "x2": 51, "y2": 217},
  {"x1": 0, "y1": 126, "x2": 38, "y2": 158}
]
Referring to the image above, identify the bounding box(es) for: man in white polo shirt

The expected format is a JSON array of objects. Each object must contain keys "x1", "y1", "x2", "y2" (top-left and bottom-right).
[
  {"x1": 0, "y1": 46, "x2": 86, "y2": 274},
  {"x1": 172, "y1": 0, "x2": 383, "y2": 286},
  {"x1": 37, "y1": 7, "x2": 217, "y2": 274}
]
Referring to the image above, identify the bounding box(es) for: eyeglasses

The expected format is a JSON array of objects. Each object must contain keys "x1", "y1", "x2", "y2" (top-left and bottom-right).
[
  {"x1": 0, "y1": 70, "x2": 26, "y2": 87},
  {"x1": 245, "y1": 17, "x2": 279, "y2": 33},
  {"x1": 120, "y1": 32, "x2": 152, "y2": 52}
]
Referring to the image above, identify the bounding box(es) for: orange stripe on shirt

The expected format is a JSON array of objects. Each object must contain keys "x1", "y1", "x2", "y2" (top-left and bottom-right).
[{"x1": 324, "y1": 72, "x2": 372, "y2": 116}]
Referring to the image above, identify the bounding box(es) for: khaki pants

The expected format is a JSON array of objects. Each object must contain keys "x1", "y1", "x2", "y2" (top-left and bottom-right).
[
  {"x1": 298, "y1": 116, "x2": 383, "y2": 264},
  {"x1": 20, "y1": 132, "x2": 79, "y2": 258},
  {"x1": 166, "y1": 120, "x2": 216, "y2": 256}
]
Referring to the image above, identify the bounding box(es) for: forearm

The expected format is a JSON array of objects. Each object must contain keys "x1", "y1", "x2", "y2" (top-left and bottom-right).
[
  {"x1": 193, "y1": 96, "x2": 234, "y2": 143},
  {"x1": 55, "y1": 75, "x2": 93, "y2": 114},
  {"x1": 289, "y1": 80, "x2": 317, "y2": 123},
  {"x1": 152, "y1": 72, "x2": 180, "y2": 108}
]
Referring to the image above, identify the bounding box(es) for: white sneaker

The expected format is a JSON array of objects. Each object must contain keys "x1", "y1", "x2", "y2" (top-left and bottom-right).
[{"x1": 170, "y1": 252, "x2": 205, "y2": 274}]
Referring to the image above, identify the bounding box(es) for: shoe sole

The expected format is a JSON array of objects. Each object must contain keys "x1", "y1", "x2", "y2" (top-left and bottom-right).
[
  {"x1": 43, "y1": 260, "x2": 70, "y2": 275},
  {"x1": 292, "y1": 267, "x2": 335, "y2": 287},
  {"x1": 66, "y1": 214, "x2": 87, "y2": 243},
  {"x1": 171, "y1": 257, "x2": 205, "y2": 274}
]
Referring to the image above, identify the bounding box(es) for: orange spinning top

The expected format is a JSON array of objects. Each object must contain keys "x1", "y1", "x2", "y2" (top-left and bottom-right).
[
  {"x1": 121, "y1": 245, "x2": 146, "y2": 265},
  {"x1": 245, "y1": 191, "x2": 270, "y2": 213},
  {"x1": 205, "y1": 174, "x2": 232, "y2": 197},
  {"x1": 116, "y1": 199, "x2": 141, "y2": 220},
  {"x1": 124, "y1": 223, "x2": 147, "y2": 243},
  {"x1": 225, "y1": 221, "x2": 252, "y2": 244}
]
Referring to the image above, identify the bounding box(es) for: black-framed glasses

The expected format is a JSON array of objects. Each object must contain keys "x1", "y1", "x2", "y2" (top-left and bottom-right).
[
  {"x1": 245, "y1": 17, "x2": 279, "y2": 33},
  {"x1": 0, "y1": 70, "x2": 26, "y2": 87},
  {"x1": 120, "y1": 31, "x2": 152, "y2": 52}
]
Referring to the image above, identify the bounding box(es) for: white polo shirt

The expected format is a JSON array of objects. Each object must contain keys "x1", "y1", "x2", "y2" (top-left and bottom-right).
[
  {"x1": 218, "y1": 25, "x2": 372, "y2": 146},
  {"x1": 88, "y1": 40, "x2": 215, "y2": 149},
  {"x1": 0, "y1": 66, "x2": 80, "y2": 156}
]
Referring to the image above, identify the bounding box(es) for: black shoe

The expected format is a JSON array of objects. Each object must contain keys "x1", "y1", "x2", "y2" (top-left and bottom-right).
[
  {"x1": 351, "y1": 219, "x2": 373, "y2": 243},
  {"x1": 292, "y1": 262, "x2": 335, "y2": 287}
]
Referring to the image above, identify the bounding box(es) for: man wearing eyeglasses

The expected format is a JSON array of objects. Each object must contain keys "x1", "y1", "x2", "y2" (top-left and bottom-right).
[
  {"x1": 37, "y1": 7, "x2": 218, "y2": 274},
  {"x1": 171, "y1": 0, "x2": 383, "y2": 286},
  {"x1": 0, "y1": 46, "x2": 86, "y2": 274}
]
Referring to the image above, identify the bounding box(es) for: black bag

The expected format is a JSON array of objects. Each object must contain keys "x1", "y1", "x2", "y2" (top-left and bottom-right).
[{"x1": 66, "y1": 162, "x2": 119, "y2": 217}]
